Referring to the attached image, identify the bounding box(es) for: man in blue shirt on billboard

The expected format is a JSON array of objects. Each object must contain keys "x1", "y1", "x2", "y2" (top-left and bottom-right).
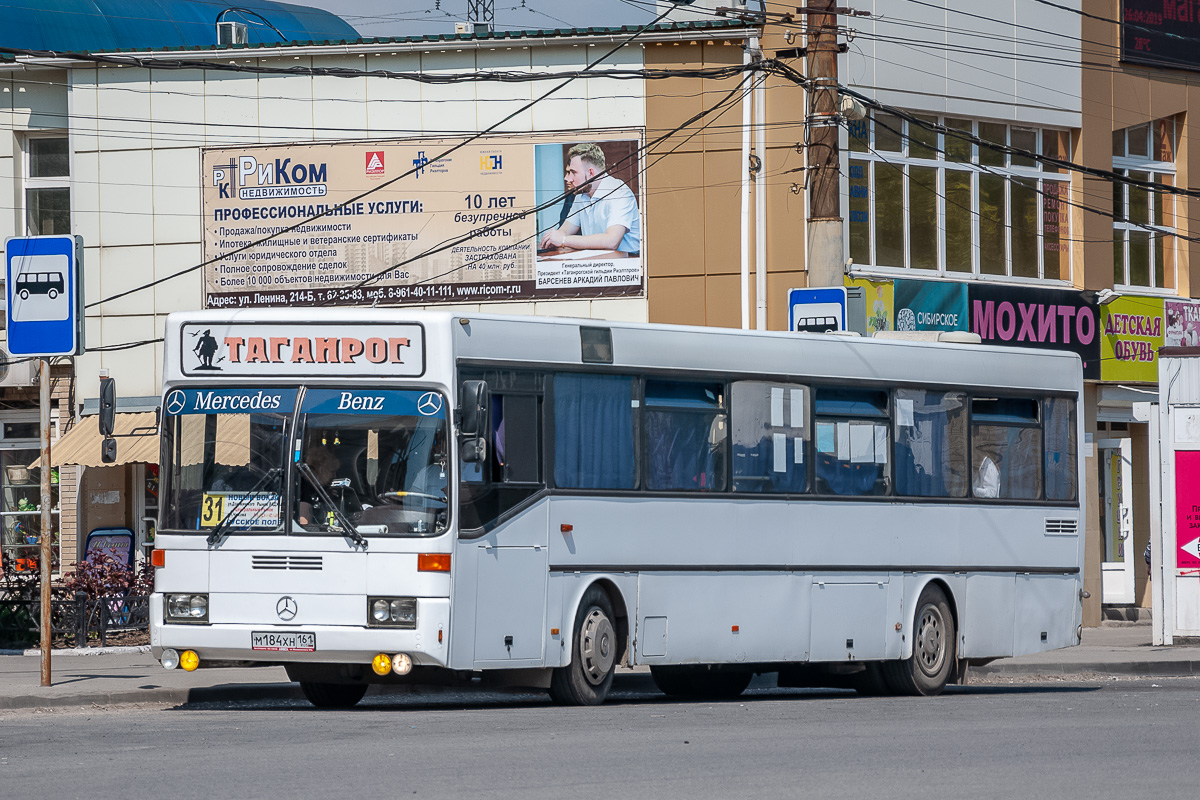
[{"x1": 539, "y1": 143, "x2": 640, "y2": 256}]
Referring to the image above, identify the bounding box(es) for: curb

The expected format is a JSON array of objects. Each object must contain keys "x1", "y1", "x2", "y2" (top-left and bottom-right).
[
  {"x1": 972, "y1": 661, "x2": 1200, "y2": 678},
  {"x1": 0, "y1": 646, "x2": 152, "y2": 657}
]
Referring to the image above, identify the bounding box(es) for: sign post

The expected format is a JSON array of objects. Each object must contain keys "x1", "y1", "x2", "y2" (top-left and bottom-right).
[{"x1": 5, "y1": 234, "x2": 83, "y2": 687}]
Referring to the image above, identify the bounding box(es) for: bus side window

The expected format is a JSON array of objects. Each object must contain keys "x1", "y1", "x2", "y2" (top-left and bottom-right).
[
  {"x1": 970, "y1": 397, "x2": 1042, "y2": 500},
  {"x1": 894, "y1": 390, "x2": 967, "y2": 498},
  {"x1": 643, "y1": 380, "x2": 727, "y2": 492},
  {"x1": 1044, "y1": 397, "x2": 1077, "y2": 501},
  {"x1": 553, "y1": 373, "x2": 636, "y2": 489},
  {"x1": 494, "y1": 394, "x2": 540, "y2": 484},
  {"x1": 813, "y1": 387, "x2": 890, "y2": 497},
  {"x1": 730, "y1": 381, "x2": 808, "y2": 493}
]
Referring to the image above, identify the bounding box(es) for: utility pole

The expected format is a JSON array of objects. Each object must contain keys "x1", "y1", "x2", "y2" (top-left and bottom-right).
[
  {"x1": 38, "y1": 358, "x2": 51, "y2": 686},
  {"x1": 805, "y1": 0, "x2": 845, "y2": 288}
]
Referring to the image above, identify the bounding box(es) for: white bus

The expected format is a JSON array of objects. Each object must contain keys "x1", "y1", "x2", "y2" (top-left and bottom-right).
[{"x1": 151, "y1": 310, "x2": 1085, "y2": 707}]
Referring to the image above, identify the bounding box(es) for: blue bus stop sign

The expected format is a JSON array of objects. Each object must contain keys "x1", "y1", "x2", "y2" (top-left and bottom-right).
[
  {"x1": 4, "y1": 235, "x2": 82, "y2": 357},
  {"x1": 788, "y1": 287, "x2": 847, "y2": 333}
]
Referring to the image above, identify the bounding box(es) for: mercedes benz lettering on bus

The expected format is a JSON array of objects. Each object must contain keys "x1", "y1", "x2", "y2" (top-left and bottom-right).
[{"x1": 151, "y1": 310, "x2": 1085, "y2": 707}]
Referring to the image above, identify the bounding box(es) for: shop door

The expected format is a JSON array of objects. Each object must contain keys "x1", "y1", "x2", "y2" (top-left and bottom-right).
[{"x1": 1100, "y1": 439, "x2": 1134, "y2": 604}]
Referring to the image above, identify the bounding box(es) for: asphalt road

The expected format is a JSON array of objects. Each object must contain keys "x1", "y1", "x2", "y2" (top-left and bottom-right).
[{"x1": 2, "y1": 677, "x2": 1196, "y2": 800}]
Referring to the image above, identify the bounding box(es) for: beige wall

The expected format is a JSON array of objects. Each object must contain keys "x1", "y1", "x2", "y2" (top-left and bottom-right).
[{"x1": 644, "y1": 33, "x2": 803, "y2": 330}]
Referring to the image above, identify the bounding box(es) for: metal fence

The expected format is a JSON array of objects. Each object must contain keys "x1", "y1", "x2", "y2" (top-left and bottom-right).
[{"x1": 0, "y1": 592, "x2": 150, "y2": 649}]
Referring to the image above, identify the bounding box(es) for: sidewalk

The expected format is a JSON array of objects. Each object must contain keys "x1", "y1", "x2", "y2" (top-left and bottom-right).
[{"x1": 1, "y1": 626, "x2": 1197, "y2": 711}]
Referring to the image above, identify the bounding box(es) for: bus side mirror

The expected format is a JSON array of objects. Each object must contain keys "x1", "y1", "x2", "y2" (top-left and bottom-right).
[
  {"x1": 99, "y1": 377, "x2": 116, "y2": 437},
  {"x1": 460, "y1": 380, "x2": 489, "y2": 436},
  {"x1": 460, "y1": 436, "x2": 487, "y2": 464}
]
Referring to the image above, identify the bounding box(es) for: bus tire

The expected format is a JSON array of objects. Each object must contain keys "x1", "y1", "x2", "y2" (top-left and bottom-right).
[
  {"x1": 299, "y1": 681, "x2": 368, "y2": 709},
  {"x1": 883, "y1": 584, "x2": 955, "y2": 696},
  {"x1": 651, "y1": 665, "x2": 752, "y2": 699},
  {"x1": 549, "y1": 586, "x2": 617, "y2": 706}
]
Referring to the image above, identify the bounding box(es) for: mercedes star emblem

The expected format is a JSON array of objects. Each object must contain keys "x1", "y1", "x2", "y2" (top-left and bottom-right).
[
  {"x1": 417, "y1": 392, "x2": 443, "y2": 416},
  {"x1": 276, "y1": 596, "x2": 298, "y2": 621},
  {"x1": 165, "y1": 390, "x2": 186, "y2": 415}
]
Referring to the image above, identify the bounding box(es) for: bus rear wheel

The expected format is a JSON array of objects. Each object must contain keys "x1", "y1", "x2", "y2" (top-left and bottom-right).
[
  {"x1": 299, "y1": 681, "x2": 368, "y2": 709},
  {"x1": 650, "y1": 665, "x2": 752, "y2": 699},
  {"x1": 549, "y1": 586, "x2": 617, "y2": 705},
  {"x1": 883, "y1": 584, "x2": 955, "y2": 696}
]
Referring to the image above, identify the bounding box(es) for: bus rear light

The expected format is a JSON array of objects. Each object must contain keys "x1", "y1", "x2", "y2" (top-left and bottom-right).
[
  {"x1": 151, "y1": 549, "x2": 165, "y2": 568},
  {"x1": 418, "y1": 553, "x2": 451, "y2": 572}
]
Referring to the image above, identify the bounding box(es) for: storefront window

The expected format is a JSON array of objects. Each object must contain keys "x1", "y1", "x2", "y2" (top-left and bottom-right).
[
  {"x1": 0, "y1": 450, "x2": 59, "y2": 575},
  {"x1": 845, "y1": 114, "x2": 1071, "y2": 281}
]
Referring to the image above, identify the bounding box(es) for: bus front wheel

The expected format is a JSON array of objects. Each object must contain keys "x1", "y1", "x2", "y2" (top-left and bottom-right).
[
  {"x1": 299, "y1": 681, "x2": 368, "y2": 709},
  {"x1": 883, "y1": 584, "x2": 955, "y2": 696},
  {"x1": 549, "y1": 586, "x2": 617, "y2": 705}
]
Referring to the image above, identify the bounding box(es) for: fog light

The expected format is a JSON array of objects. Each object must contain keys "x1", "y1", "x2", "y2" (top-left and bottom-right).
[
  {"x1": 161, "y1": 648, "x2": 179, "y2": 670},
  {"x1": 372, "y1": 653, "x2": 392, "y2": 676},
  {"x1": 391, "y1": 652, "x2": 413, "y2": 676},
  {"x1": 180, "y1": 650, "x2": 200, "y2": 672}
]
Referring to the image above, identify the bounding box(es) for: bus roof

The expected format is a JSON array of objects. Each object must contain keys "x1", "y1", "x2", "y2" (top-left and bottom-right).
[{"x1": 164, "y1": 309, "x2": 1082, "y2": 395}]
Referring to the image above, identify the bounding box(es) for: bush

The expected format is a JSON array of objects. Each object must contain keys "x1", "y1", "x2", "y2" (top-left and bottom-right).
[{"x1": 61, "y1": 548, "x2": 154, "y2": 599}]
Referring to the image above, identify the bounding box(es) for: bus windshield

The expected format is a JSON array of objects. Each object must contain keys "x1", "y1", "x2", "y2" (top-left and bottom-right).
[
  {"x1": 294, "y1": 389, "x2": 449, "y2": 536},
  {"x1": 161, "y1": 388, "x2": 296, "y2": 532}
]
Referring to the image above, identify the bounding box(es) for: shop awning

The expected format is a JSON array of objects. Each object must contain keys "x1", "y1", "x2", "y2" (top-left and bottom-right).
[{"x1": 30, "y1": 412, "x2": 159, "y2": 469}]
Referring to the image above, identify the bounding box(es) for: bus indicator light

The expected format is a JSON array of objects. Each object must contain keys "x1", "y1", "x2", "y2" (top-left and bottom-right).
[
  {"x1": 560, "y1": 524, "x2": 573, "y2": 533},
  {"x1": 731, "y1": 625, "x2": 739, "y2": 633},
  {"x1": 372, "y1": 653, "x2": 392, "y2": 676},
  {"x1": 418, "y1": 554, "x2": 451, "y2": 572},
  {"x1": 180, "y1": 650, "x2": 200, "y2": 671},
  {"x1": 151, "y1": 549, "x2": 165, "y2": 568}
]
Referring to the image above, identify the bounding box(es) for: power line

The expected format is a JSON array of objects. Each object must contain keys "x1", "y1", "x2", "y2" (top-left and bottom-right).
[{"x1": 83, "y1": 5, "x2": 688, "y2": 310}]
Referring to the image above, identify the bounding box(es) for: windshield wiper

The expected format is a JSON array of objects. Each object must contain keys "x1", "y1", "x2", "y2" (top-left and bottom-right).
[
  {"x1": 297, "y1": 462, "x2": 368, "y2": 549},
  {"x1": 207, "y1": 467, "x2": 281, "y2": 547}
]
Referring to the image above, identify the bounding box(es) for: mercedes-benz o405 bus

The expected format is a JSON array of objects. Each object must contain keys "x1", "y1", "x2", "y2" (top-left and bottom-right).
[{"x1": 151, "y1": 310, "x2": 1085, "y2": 707}]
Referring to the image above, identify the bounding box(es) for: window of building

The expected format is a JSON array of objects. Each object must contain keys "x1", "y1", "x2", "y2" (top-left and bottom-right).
[
  {"x1": 846, "y1": 115, "x2": 1071, "y2": 281},
  {"x1": 643, "y1": 380, "x2": 727, "y2": 491},
  {"x1": 23, "y1": 135, "x2": 70, "y2": 236},
  {"x1": 1112, "y1": 118, "x2": 1176, "y2": 290},
  {"x1": 813, "y1": 387, "x2": 890, "y2": 496},
  {"x1": 730, "y1": 381, "x2": 808, "y2": 493}
]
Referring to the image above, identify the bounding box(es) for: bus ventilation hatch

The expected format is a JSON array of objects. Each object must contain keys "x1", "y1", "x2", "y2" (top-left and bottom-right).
[
  {"x1": 1043, "y1": 519, "x2": 1079, "y2": 536},
  {"x1": 251, "y1": 555, "x2": 324, "y2": 571}
]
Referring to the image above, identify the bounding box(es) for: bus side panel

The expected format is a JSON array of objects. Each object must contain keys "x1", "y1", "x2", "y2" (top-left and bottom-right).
[
  {"x1": 808, "y1": 577, "x2": 889, "y2": 662},
  {"x1": 453, "y1": 503, "x2": 550, "y2": 670},
  {"x1": 633, "y1": 572, "x2": 810, "y2": 665},
  {"x1": 1014, "y1": 574, "x2": 1081, "y2": 654},
  {"x1": 961, "y1": 574, "x2": 1016, "y2": 659}
]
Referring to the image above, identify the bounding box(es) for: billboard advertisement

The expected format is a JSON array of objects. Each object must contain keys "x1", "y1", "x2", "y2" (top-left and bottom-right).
[
  {"x1": 201, "y1": 132, "x2": 644, "y2": 309},
  {"x1": 1100, "y1": 295, "x2": 1165, "y2": 383},
  {"x1": 967, "y1": 283, "x2": 1100, "y2": 379}
]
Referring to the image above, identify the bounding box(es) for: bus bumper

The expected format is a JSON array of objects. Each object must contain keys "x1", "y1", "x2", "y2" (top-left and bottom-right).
[{"x1": 149, "y1": 594, "x2": 451, "y2": 667}]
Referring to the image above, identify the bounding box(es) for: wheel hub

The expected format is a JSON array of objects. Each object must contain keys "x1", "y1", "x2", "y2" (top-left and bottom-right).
[
  {"x1": 915, "y1": 603, "x2": 946, "y2": 677},
  {"x1": 579, "y1": 607, "x2": 615, "y2": 685}
]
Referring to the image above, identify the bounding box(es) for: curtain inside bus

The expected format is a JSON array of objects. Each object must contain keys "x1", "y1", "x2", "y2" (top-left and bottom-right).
[{"x1": 553, "y1": 374, "x2": 635, "y2": 489}]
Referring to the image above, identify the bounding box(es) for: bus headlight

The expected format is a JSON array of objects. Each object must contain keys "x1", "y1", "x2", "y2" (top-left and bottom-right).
[
  {"x1": 165, "y1": 593, "x2": 209, "y2": 624},
  {"x1": 367, "y1": 597, "x2": 416, "y2": 628}
]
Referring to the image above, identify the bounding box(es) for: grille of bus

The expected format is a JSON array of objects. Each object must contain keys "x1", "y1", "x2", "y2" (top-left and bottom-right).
[
  {"x1": 1044, "y1": 518, "x2": 1079, "y2": 536},
  {"x1": 251, "y1": 555, "x2": 324, "y2": 570}
]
